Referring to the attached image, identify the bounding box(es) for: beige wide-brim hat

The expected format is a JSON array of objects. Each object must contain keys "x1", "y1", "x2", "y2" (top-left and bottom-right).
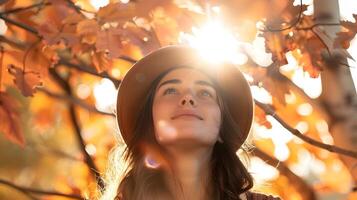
[{"x1": 116, "y1": 45, "x2": 254, "y2": 150}]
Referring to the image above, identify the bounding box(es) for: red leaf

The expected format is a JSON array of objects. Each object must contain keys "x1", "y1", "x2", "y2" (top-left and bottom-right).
[
  {"x1": 0, "y1": 92, "x2": 25, "y2": 147},
  {"x1": 8, "y1": 65, "x2": 42, "y2": 97}
]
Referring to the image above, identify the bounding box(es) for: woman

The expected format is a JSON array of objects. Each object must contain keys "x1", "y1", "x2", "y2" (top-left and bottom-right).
[{"x1": 101, "y1": 46, "x2": 281, "y2": 200}]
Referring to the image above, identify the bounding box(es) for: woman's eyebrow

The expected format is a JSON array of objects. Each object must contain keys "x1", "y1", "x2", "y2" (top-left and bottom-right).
[
  {"x1": 157, "y1": 79, "x2": 215, "y2": 90},
  {"x1": 157, "y1": 79, "x2": 181, "y2": 90}
]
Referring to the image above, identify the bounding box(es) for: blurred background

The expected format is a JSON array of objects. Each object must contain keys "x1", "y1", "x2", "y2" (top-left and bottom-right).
[{"x1": 0, "y1": 0, "x2": 356, "y2": 199}]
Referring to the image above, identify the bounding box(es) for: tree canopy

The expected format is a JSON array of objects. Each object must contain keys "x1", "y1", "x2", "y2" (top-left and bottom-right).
[{"x1": 0, "y1": 0, "x2": 356, "y2": 199}]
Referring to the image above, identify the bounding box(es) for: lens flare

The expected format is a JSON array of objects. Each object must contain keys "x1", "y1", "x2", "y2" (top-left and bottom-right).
[{"x1": 180, "y1": 20, "x2": 247, "y2": 65}]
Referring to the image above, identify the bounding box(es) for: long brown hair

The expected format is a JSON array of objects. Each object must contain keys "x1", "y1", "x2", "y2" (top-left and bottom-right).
[{"x1": 106, "y1": 67, "x2": 254, "y2": 200}]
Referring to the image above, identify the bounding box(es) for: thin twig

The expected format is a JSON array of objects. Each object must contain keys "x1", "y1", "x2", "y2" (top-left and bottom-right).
[
  {"x1": 58, "y1": 59, "x2": 121, "y2": 88},
  {"x1": 0, "y1": 179, "x2": 84, "y2": 199},
  {"x1": 65, "y1": 0, "x2": 96, "y2": 14},
  {"x1": 0, "y1": 35, "x2": 27, "y2": 49},
  {"x1": 255, "y1": 100, "x2": 357, "y2": 159},
  {"x1": 253, "y1": 148, "x2": 316, "y2": 200},
  {"x1": 0, "y1": 14, "x2": 39, "y2": 36},
  {"x1": 38, "y1": 87, "x2": 115, "y2": 116},
  {"x1": 0, "y1": 1, "x2": 50, "y2": 15},
  {"x1": 262, "y1": 0, "x2": 303, "y2": 32},
  {"x1": 49, "y1": 68, "x2": 105, "y2": 191}
]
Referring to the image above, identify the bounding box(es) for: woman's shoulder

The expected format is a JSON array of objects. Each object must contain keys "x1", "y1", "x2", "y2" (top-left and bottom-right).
[{"x1": 243, "y1": 191, "x2": 282, "y2": 200}]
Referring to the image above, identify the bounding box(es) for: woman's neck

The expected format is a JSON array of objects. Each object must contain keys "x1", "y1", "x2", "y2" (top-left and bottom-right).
[{"x1": 163, "y1": 145, "x2": 215, "y2": 200}]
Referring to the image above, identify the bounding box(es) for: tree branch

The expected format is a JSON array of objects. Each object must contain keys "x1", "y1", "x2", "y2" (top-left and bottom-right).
[
  {"x1": 0, "y1": 1, "x2": 50, "y2": 15},
  {"x1": 0, "y1": 179, "x2": 84, "y2": 200},
  {"x1": 38, "y1": 87, "x2": 115, "y2": 116},
  {"x1": 0, "y1": 14, "x2": 39, "y2": 36},
  {"x1": 58, "y1": 59, "x2": 121, "y2": 88},
  {"x1": 255, "y1": 100, "x2": 357, "y2": 159},
  {"x1": 262, "y1": 0, "x2": 303, "y2": 32},
  {"x1": 49, "y1": 68, "x2": 105, "y2": 191},
  {"x1": 0, "y1": 35, "x2": 27, "y2": 49},
  {"x1": 252, "y1": 148, "x2": 316, "y2": 200}
]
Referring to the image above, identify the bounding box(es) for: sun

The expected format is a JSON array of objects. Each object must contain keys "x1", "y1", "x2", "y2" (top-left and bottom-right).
[{"x1": 179, "y1": 20, "x2": 248, "y2": 65}]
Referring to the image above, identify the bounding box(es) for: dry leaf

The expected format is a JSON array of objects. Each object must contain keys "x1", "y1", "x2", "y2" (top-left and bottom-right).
[
  {"x1": 8, "y1": 65, "x2": 42, "y2": 97},
  {"x1": 95, "y1": 26, "x2": 123, "y2": 58}
]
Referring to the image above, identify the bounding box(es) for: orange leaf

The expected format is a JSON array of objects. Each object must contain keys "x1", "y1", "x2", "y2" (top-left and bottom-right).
[
  {"x1": 96, "y1": 26, "x2": 123, "y2": 59},
  {"x1": 97, "y1": 2, "x2": 136, "y2": 23},
  {"x1": 334, "y1": 15, "x2": 357, "y2": 49},
  {"x1": 255, "y1": 105, "x2": 272, "y2": 129},
  {"x1": 0, "y1": 91, "x2": 24, "y2": 147},
  {"x1": 8, "y1": 65, "x2": 42, "y2": 97},
  {"x1": 91, "y1": 51, "x2": 113, "y2": 73},
  {"x1": 77, "y1": 19, "x2": 99, "y2": 45}
]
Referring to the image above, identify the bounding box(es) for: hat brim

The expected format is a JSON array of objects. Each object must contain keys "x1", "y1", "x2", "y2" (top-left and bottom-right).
[{"x1": 116, "y1": 45, "x2": 254, "y2": 149}]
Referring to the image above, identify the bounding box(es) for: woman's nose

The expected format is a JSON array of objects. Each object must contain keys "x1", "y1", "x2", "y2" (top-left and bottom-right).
[{"x1": 179, "y1": 93, "x2": 197, "y2": 107}]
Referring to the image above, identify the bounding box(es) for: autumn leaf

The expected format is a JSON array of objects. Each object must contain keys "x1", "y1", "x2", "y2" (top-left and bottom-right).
[
  {"x1": 8, "y1": 65, "x2": 42, "y2": 97},
  {"x1": 255, "y1": 104, "x2": 272, "y2": 129},
  {"x1": 0, "y1": 91, "x2": 24, "y2": 147},
  {"x1": 334, "y1": 14, "x2": 357, "y2": 49},
  {"x1": 77, "y1": 19, "x2": 100, "y2": 45},
  {"x1": 91, "y1": 51, "x2": 112, "y2": 73},
  {"x1": 314, "y1": 26, "x2": 354, "y2": 60},
  {"x1": 97, "y1": 2, "x2": 137, "y2": 23},
  {"x1": 95, "y1": 26, "x2": 123, "y2": 59},
  {"x1": 262, "y1": 31, "x2": 292, "y2": 64}
]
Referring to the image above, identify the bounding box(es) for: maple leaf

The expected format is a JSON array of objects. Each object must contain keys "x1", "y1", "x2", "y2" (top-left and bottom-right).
[
  {"x1": 97, "y1": 1, "x2": 173, "y2": 24},
  {"x1": 255, "y1": 104, "x2": 272, "y2": 129},
  {"x1": 91, "y1": 51, "x2": 113, "y2": 73},
  {"x1": 314, "y1": 26, "x2": 354, "y2": 61},
  {"x1": 8, "y1": 65, "x2": 43, "y2": 97},
  {"x1": 95, "y1": 26, "x2": 123, "y2": 59},
  {"x1": 77, "y1": 19, "x2": 100, "y2": 45},
  {"x1": 334, "y1": 14, "x2": 357, "y2": 49},
  {"x1": 40, "y1": 22, "x2": 79, "y2": 47},
  {"x1": 97, "y1": 2, "x2": 136, "y2": 23},
  {"x1": 261, "y1": 31, "x2": 292, "y2": 64},
  {"x1": 0, "y1": 91, "x2": 24, "y2": 147},
  {"x1": 291, "y1": 48, "x2": 321, "y2": 78}
]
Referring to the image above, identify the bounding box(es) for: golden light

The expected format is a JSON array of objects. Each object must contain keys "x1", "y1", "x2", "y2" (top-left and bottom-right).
[
  {"x1": 76, "y1": 83, "x2": 91, "y2": 99},
  {"x1": 0, "y1": 19, "x2": 7, "y2": 35},
  {"x1": 315, "y1": 120, "x2": 334, "y2": 145},
  {"x1": 251, "y1": 86, "x2": 273, "y2": 104},
  {"x1": 85, "y1": 144, "x2": 97, "y2": 156},
  {"x1": 285, "y1": 92, "x2": 297, "y2": 104},
  {"x1": 297, "y1": 103, "x2": 313, "y2": 116},
  {"x1": 249, "y1": 156, "x2": 279, "y2": 183},
  {"x1": 295, "y1": 121, "x2": 309, "y2": 134},
  {"x1": 290, "y1": 149, "x2": 326, "y2": 178},
  {"x1": 180, "y1": 20, "x2": 248, "y2": 65},
  {"x1": 93, "y1": 78, "x2": 117, "y2": 113},
  {"x1": 89, "y1": 0, "x2": 109, "y2": 10}
]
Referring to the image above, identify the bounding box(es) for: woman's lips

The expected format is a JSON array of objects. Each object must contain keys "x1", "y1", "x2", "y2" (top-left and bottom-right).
[{"x1": 171, "y1": 113, "x2": 203, "y2": 120}]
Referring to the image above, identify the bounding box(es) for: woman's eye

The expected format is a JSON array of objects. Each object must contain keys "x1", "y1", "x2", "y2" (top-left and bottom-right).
[
  {"x1": 199, "y1": 90, "x2": 213, "y2": 97},
  {"x1": 163, "y1": 88, "x2": 177, "y2": 95}
]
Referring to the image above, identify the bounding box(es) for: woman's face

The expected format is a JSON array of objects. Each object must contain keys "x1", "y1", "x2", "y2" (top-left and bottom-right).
[{"x1": 152, "y1": 68, "x2": 221, "y2": 148}]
